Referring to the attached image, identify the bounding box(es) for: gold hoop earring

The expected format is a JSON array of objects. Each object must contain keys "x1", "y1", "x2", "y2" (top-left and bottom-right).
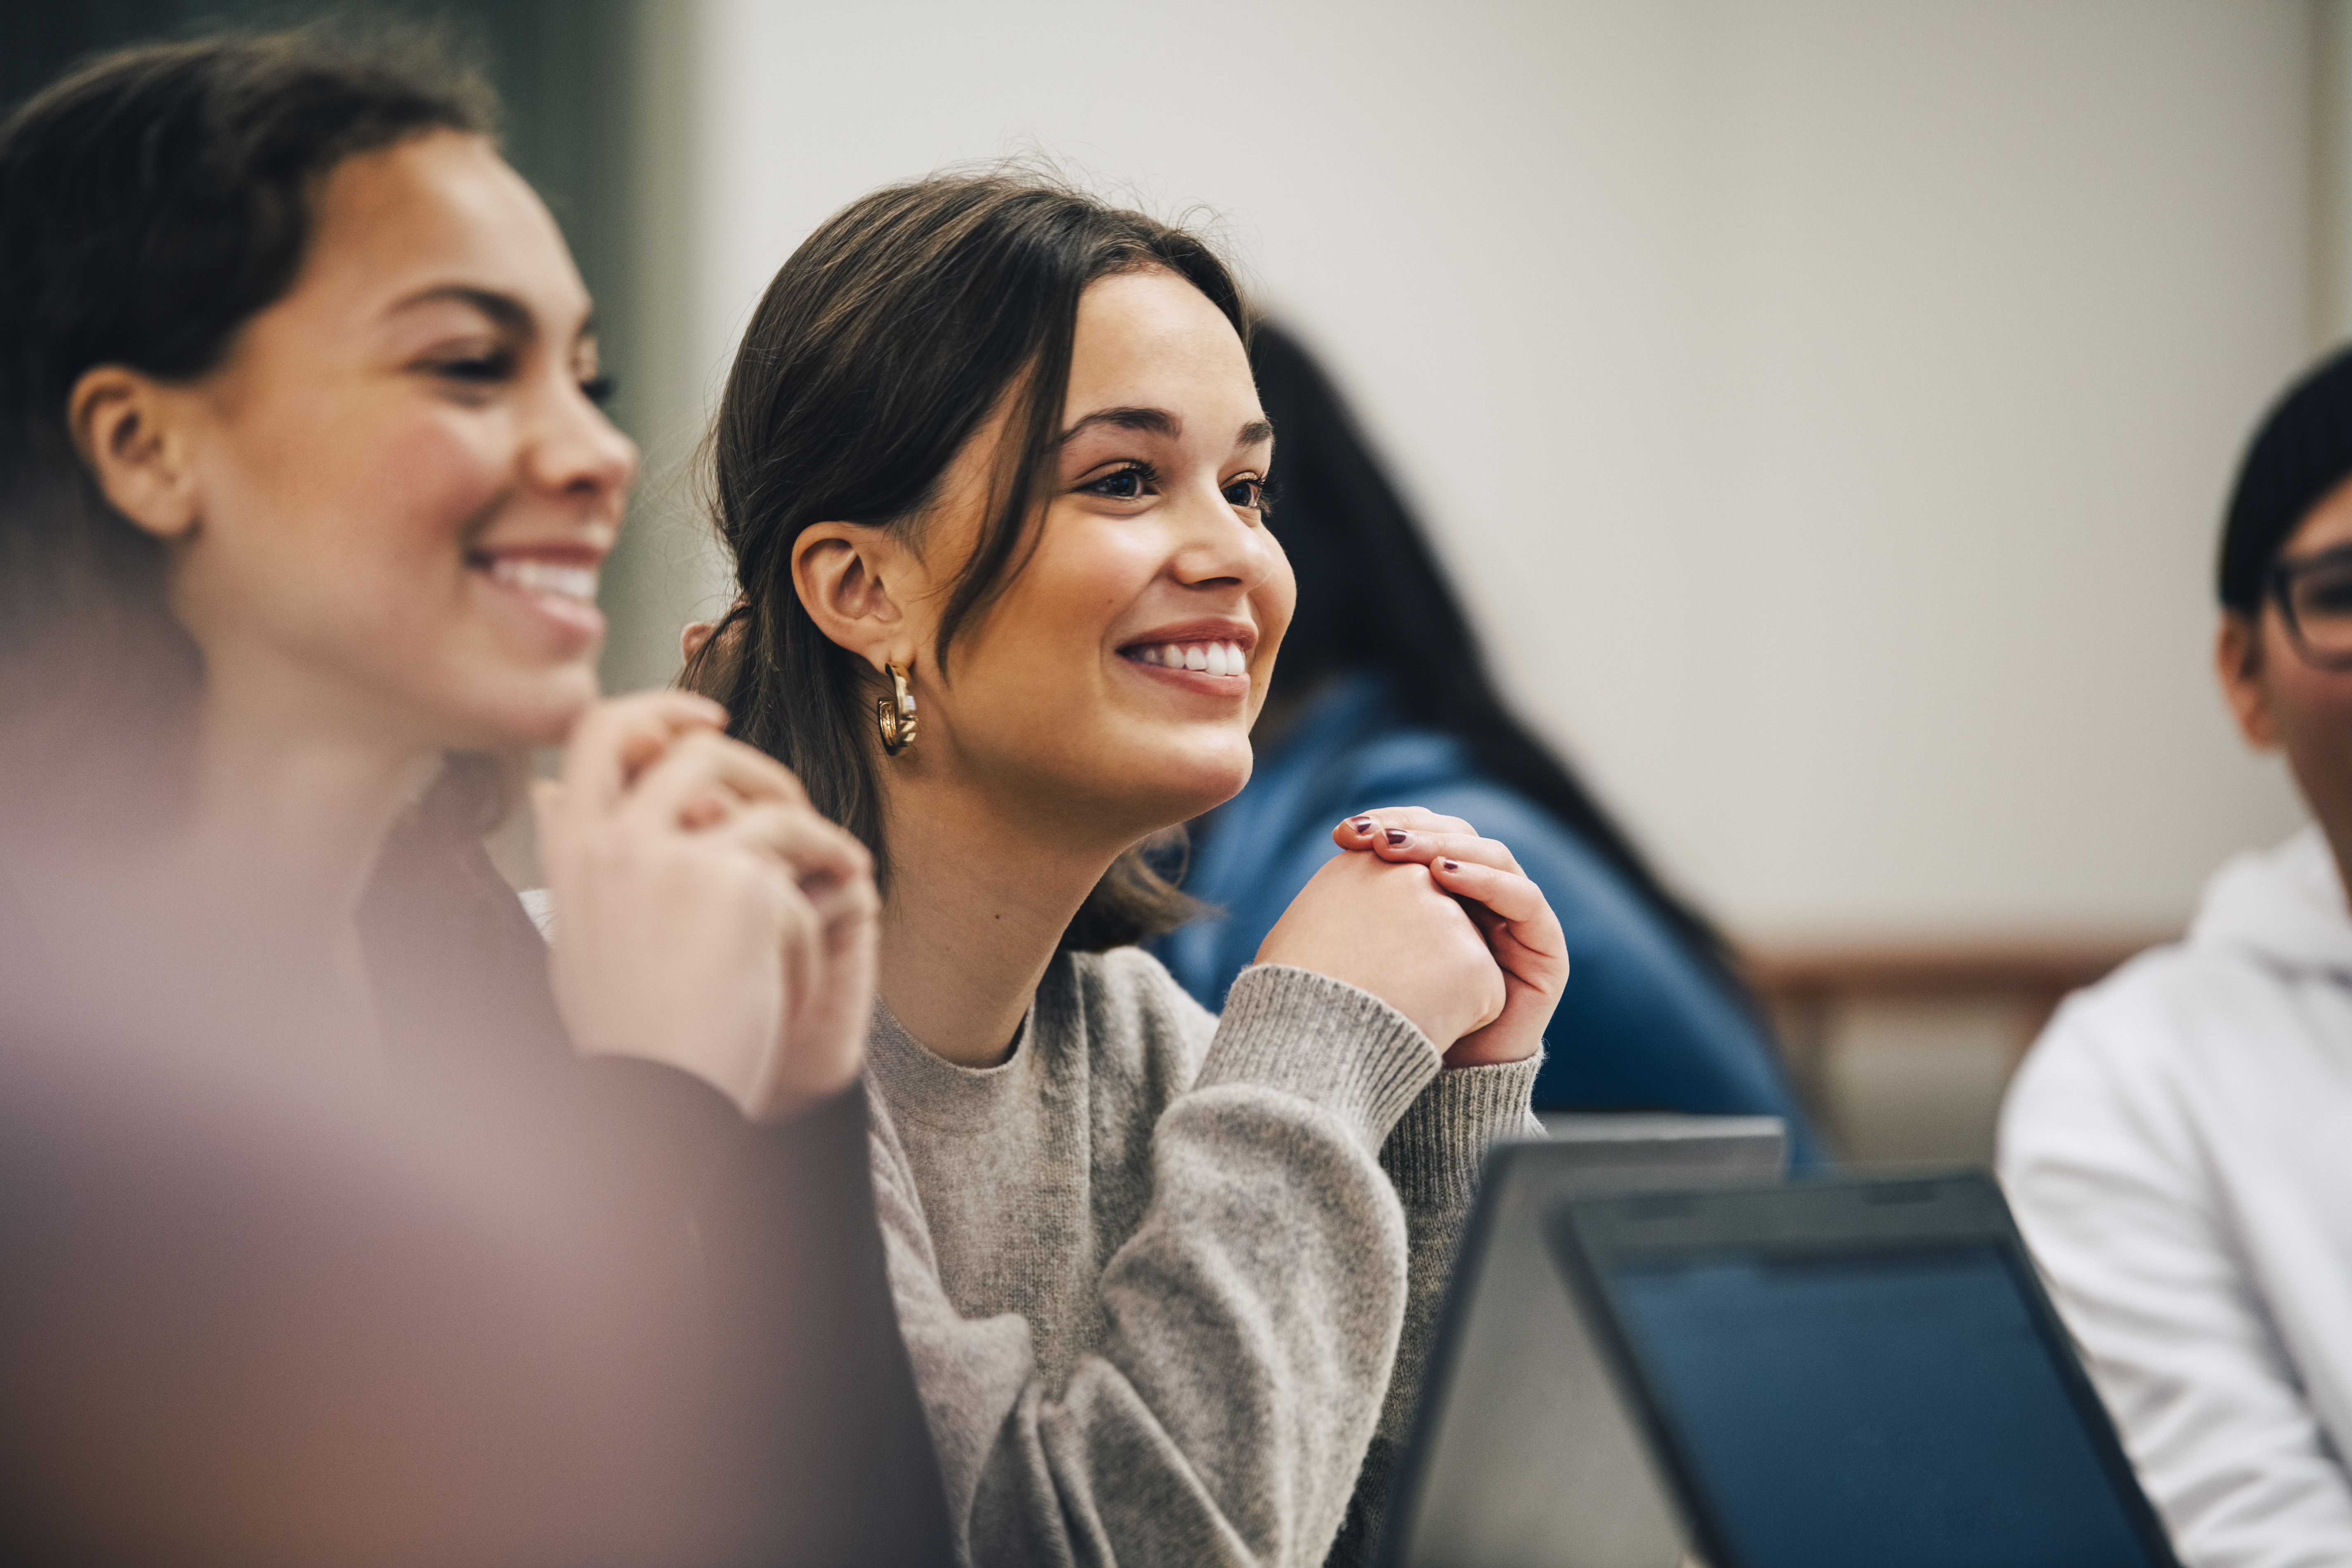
[{"x1": 877, "y1": 662, "x2": 918, "y2": 755}]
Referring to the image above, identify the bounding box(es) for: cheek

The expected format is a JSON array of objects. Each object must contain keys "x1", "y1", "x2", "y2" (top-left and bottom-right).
[
  {"x1": 1256, "y1": 549, "x2": 1299, "y2": 649},
  {"x1": 208, "y1": 396, "x2": 506, "y2": 590},
  {"x1": 183, "y1": 404, "x2": 531, "y2": 720},
  {"x1": 2282, "y1": 671, "x2": 2352, "y2": 744},
  {"x1": 1001, "y1": 519, "x2": 1165, "y2": 660},
  {"x1": 2259, "y1": 640, "x2": 2352, "y2": 764},
  {"x1": 350, "y1": 413, "x2": 510, "y2": 561}
]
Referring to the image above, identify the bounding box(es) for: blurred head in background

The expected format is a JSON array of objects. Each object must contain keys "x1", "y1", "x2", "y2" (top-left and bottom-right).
[
  {"x1": 1150, "y1": 324, "x2": 1823, "y2": 1151},
  {"x1": 2216, "y1": 345, "x2": 2352, "y2": 881},
  {"x1": 1247, "y1": 328, "x2": 1739, "y2": 966},
  {"x1": 1242, "y1": 322, "x2": 1732, "y2": 974}
]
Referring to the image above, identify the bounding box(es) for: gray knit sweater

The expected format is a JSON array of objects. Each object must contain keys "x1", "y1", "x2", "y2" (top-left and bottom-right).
[{"x1": 864, "y1": 949, "x2": 1542, "y2": 1568}]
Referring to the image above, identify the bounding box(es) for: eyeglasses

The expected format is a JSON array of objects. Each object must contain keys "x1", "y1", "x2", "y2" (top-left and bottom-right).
[{"x1": 2269, "y1": 543, "x2": 2352, "y2": 670}]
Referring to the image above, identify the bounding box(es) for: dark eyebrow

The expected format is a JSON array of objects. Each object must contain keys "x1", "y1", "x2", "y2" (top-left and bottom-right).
[
  {"x1": 1057, "y1": 407, "x2": 1276, "y2": 453},
  {"x1": 388, "y1": 283, "x2": 595, "y2": 346},
  {"x1": 390, "y1": 283, "x2": 532, "y2": 337},
  {"x1": 1059, "y1": 406, "x2": 1177, "y2": 444}
]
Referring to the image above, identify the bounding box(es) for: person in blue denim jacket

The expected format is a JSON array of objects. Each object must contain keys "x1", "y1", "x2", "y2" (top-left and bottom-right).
[{"x1": 1150, "y1": 324, "x2": 1823, "y2": 1165}]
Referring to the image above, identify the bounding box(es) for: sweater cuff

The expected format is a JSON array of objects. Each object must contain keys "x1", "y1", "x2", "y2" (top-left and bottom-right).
[
  {"x1": 1380, "y1": 1053, "x2": 1543, "y2": 1210},
  {"x1": 1197, "y1": 964, "x2": 1442, "y2": 1153}
]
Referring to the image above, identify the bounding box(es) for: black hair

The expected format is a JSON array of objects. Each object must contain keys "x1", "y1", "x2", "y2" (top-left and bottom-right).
[
  {"x1": 0, "y1": 26, "x2": 496, "y2": 828},
  {"x1": 1246, "y1": 321, "x2": 1751, "y2": 989},
  {"x1": 2218, "y1": 344, "x2": 2352, "y2": 615},
  {"x1": 685, "y1": 169, "x2": 1241, "y2": 949}
]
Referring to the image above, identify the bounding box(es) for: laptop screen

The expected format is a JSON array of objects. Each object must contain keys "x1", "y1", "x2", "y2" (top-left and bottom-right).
[{"x1": 1601, "y1": 1242, "x2": 2163, "y2": 1568}]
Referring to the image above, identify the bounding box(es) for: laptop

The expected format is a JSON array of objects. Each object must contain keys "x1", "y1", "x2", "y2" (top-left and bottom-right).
[
  {"x1": 1544, "y1": 1173, "x2": 2180, "y2": 1568},
  {"x1": 1377, "y1": 1115, "x2": 1788, "y2": 1568}
]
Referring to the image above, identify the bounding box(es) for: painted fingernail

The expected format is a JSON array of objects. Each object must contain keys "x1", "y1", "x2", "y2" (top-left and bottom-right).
[
  {"x1": 1440, "y1": 858, "x2": 1461, "y2": 871},
  {"x1": 1351, "y1": 816, "x2": 1377, "y2": 835},
  {"x1": 1385, "y1": 829, "x2": 1409, "y2": 846}
]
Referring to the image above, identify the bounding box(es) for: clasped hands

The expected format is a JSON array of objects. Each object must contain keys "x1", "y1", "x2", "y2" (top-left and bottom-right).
[
  {"x1": 534, "y1": 692, "x2": 876, "y2": 1123},
  {"x1": 531, "y1": 689, "x2": 1561, "y2": 1104},
  {"x1": 1254, "y1": 808, "x2": 1569, "y2": 1068}
]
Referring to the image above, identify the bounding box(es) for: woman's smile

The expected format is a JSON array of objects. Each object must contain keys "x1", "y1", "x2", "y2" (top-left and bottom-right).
[
  {"x1": 471, "y1": 542, "x2": 610, "y2": 650},
  {"x1": 1117, "y1": 619, "x2": 1256, "y2": 695},
  {"x1": 787, "y1": 264, "x2": 1292, "y2": 841},
  {"x1": 161, "y1": 130, "x2": 640, "y2": 754}
]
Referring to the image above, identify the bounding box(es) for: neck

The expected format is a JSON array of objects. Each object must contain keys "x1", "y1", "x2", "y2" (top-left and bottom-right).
[
  {"x1": 175, "y1": 687, "x2": 430, "y2": 940},
  {"x1": 12, "y1": 664, "x2": 435, "y2": 1076},
  {"x1": 874, "y1": 757, "x2": 1133, "y2": 1068}
]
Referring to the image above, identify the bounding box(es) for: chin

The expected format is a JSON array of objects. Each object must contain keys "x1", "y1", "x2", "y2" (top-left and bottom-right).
[
  {"x1": 440, "y1": 666, "x2": 600, "y2": 752},
  {"x1": 1148, "y1": 738, "x2": 1255, "y2": 822}
]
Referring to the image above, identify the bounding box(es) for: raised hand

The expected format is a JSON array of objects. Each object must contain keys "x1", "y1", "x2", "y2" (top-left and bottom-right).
[
  {"x1": 534, "y1": 692, "x2": 878, "y2": 1121},
  {"x1": 1328, "y1": 808, "x2": 1568, "y2": 1068}
]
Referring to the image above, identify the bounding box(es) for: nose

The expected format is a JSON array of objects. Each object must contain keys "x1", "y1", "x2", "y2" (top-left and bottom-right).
[
  {"x1": 1168, "y1": 478, "x2": 1283, "y2": 596},
  {"x1": 523, "y1": 371, "x2": 640, "y2": 512}
]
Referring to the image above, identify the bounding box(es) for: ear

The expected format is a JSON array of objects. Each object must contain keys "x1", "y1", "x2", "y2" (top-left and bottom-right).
[
  {"x1": 793, "y1": 522, "x2": 922, "y2": 671},
  {"x1": 68, "y1": 366, "x2": 203, "y2": 541},
  {"x1": 681, "y1": 621, "x2": 716, "y2": 664},
  {"x1": 2217, "y1": 610, "x2": 2279, "y2": 750}
]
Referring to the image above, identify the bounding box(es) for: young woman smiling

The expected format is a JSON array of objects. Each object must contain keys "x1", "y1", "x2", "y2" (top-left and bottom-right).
[
  {"x1": 683, "y1": 174, "x2": 1570, "y2": 1566},
  {"x1": 0, "y1": 33, "x2": 947, "y2": 1562}
]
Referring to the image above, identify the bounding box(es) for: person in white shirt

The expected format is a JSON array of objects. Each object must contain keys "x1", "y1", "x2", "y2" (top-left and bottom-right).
[{"x1": 2000, "y1": 346, "x2": 2352, "y2": 1568}]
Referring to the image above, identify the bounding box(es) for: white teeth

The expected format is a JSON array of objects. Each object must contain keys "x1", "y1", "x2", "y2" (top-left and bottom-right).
[
  {"x1": 487, "y1": 557, "x2": 599, "y2": 603},
  {"x1": 1133, "y1": 639, "x2": 1247, "y2": 673}
]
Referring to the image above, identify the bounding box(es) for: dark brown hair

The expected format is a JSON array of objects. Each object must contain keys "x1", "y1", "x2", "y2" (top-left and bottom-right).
[
  {"x1": 685, "y1": 170, "x2": 1246, "y2": 950},
  {"x1": 0, "y1": 27, "x2": 498, "y2": 831}
]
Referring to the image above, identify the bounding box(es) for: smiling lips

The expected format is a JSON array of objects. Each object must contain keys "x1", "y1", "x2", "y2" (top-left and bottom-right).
[
  {"x1": 473, "y1": 548, "x2": 607, "y2": 646},
  {"x1": 483, "y1": 555, "x2": 599, "y2": 604},
  {"x1": 1128, "y1": 639, "x2": 1249, "y2": 677}
]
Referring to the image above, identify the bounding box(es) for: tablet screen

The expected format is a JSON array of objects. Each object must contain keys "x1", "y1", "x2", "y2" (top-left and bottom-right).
[{"x1": 1602, "y1": 1243, "x2": 2161, "y2": 1568}]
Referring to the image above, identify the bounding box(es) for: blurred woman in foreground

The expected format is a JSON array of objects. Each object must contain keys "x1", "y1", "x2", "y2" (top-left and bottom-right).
[
  {"x1": 0, "y1": 31, "x2": 947, "y2": 1564},
  {"x1": 1153, "y1": 324, "x2": 1821, "y2": 1162}
]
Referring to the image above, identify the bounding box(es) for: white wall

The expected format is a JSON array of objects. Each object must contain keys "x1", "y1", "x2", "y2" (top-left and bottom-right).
[{"x1": 614, "y1": 0, "x2": 2316, "y2": 944}]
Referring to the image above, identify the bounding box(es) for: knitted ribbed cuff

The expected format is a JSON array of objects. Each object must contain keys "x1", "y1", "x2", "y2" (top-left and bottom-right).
[
  {"x1": 1197, "y1": 964, "x2": 1441, "y2": 1153},
  {"x1": 1380, "y1": 1053, "x2": 1543, "y2": 1211}
]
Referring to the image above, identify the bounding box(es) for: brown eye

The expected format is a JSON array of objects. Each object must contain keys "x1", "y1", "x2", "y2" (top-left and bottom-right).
[
  {"x1": 1084, "y1": 465, "x2": 1154, "y2": 501},
  {"x1": 1223, "y1": 477, "x2": 1264, "y2": 510},
  {"x1": 434, "y1": 352, "x2": 514, "y2": 385}
]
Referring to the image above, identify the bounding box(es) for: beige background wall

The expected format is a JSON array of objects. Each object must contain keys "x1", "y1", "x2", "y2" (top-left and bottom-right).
[{"x1": 607, "y1": 0, "x2": 2319, "y2": 949}]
